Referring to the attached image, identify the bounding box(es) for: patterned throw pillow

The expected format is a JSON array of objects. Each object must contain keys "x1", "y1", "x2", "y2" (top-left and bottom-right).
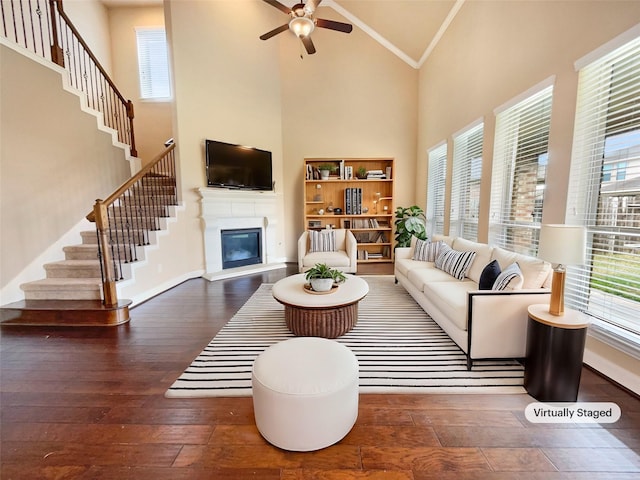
[
  {"x1": 309, "y1": 230, "x2": 337, "y2": 252},
  {"x1": 434, "y1": 243, "x2": 477, "y2": 280},
  {"x1": 479, "y1": 259, "x2": 502, "y2": 290},
  {"x1": 412, "y1": 239, "x2": 442, "y2": 262},
  {"x1": 492, "y1": 262, "x2": 524, "y2": 291}
]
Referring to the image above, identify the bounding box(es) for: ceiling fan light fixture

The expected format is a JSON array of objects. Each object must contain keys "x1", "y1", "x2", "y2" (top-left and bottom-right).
[{"x1": 289, "y1": 16, "x2": 314, "y2": 37}]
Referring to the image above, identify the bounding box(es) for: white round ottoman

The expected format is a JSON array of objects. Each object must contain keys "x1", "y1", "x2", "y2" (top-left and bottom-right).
[{"x1": 251, "y1": 337, "x2": 359, "y2": 451}]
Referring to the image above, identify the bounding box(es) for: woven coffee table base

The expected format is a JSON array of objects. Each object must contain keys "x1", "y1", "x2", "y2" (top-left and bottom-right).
[{"x1": 284, "y1": 303, "x2": 358, "y2": 338}]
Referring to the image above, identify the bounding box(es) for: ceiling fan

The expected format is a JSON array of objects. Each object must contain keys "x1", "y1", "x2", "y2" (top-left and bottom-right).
[{"x1": 259, "y1": 0, "x2": 353, "y2": 55}]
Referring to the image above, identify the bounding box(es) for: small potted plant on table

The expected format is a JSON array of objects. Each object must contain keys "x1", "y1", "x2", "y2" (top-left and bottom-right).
[{"x1": 305, "y1": 263, "x2": 346, "y2": 292}]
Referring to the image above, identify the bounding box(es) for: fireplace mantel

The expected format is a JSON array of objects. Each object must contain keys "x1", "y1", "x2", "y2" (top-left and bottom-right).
[{"x1": 198, "y1": 188, "x2": 286, "y2": 280}]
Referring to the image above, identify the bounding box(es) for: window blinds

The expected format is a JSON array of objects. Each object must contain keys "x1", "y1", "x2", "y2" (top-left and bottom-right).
[
  {"x1": 136, "y1": 28, "x2": 171, "y2": 99},
  {"x1": 426, "y1": 144, "x2": 447, "y2": 238},
  {"x1": 566, "y1": 35, "x2": 640, "y2": 336},
  {"x1": 489, "y1": 85, "x2": 553, "y2": 256},
  {"x1": 451, "y1": 122, "x2": 483, "y2": 241}
]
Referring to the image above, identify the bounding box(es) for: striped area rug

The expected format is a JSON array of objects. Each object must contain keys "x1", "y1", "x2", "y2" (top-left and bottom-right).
[{"x1": 165, "y1": 276, "x2": 525, "y2": 397}]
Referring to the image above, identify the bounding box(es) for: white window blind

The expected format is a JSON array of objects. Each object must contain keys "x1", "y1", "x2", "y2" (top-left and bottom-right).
[
  {"x1": 489, "y1": 85, "x2": 553, "y2": 256},
  {"x1": 451, "y1": 122, "x2": 483, "y2": 241},
  {"x1": 136, "y1": 27, "x2": 171, "y2": 100},
  {"x1": 426, "y1": 143, "x2": 447, "y2": 238},
  {"x1": 566, "y1": 34, "x2": 640, "y2": 338}
]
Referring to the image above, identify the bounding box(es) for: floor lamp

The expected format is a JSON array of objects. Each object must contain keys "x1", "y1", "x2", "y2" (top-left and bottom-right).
[{"x1": 537, "y1": 224, "x2": 586, "y2": 316}]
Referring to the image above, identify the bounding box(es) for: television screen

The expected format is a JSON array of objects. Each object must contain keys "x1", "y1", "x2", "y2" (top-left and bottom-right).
[{"x1": 205, "y1": 139, "x2": 273, "y2": 191}]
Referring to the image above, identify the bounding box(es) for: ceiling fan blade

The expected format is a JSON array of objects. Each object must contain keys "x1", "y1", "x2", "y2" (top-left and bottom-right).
[
  {"x1": 301, "y1": 35, "x2": 316, "y2": 55},
  {"x1": 262, "y1": 0, "x2": 291, "y2": 15},
  {"x1": 316, "y1": 18, "x2": 353, "y2": 34},
  {"x1": 260, "y1": 23, "x2": 290, "y2": 40}
]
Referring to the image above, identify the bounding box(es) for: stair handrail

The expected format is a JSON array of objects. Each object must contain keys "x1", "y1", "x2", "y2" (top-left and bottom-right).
[
  {"x1": 1, "y1": 0, "x2": 137, "y2": 156},
  {"x1": 88, "y1": 143, "x2": 177, "y2": 306}
]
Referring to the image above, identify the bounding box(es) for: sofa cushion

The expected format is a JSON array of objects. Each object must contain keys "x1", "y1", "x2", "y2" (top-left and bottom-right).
[
  {"x1": 452, "y1": 238, "x2": 494, "y2": 283},
  {"x1": 516, "y1": 256, "x2": 552, "y2": 289},
  {"x1": 302, "y1": 251, "x2": 350, "y2": 268},
  {"x1": 492, "y1": 262, "x2": 524, "y2": 291},
  {"x1": 407, "y1": 266, "x2": 461, "y2": 291},
  {"x1": 309, "y1": 230, "x2": 336, "y2": 252},
  {"x1": 432, "y1": 234, "x2": 455, "y2": 247},
  {"x1": 423, "y1": 280, "x2": 477, "y2": 331},
  {"x1": 395, "y1": 257, "x2": 435, "y2": 278},
  {"x1": 491, "y1": 247, "x2": 551, "y2": 289},
  {"x1": 479, "y1": 259, "x2": 501, "y2": 290},
  {"x1": 435, "y1": 244, "x2": 477, "y2": 281},
  {"x1": 412, "y1": 239, "x2": 443, "y2": 262}
]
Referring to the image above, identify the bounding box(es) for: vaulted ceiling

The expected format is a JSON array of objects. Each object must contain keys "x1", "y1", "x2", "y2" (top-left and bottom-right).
[{"x1": 101, "y1": 0, "x2": 463, "y2": 68}]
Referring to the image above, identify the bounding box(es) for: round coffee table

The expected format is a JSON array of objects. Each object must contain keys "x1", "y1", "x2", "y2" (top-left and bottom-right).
[{"x1": 272, "y1": 274, "x2": 369, "y2": 338}]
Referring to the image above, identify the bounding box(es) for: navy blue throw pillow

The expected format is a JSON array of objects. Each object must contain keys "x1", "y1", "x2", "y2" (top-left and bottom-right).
[{"x1": 479, "y1": 259, "x2": 501, "y2": 290}]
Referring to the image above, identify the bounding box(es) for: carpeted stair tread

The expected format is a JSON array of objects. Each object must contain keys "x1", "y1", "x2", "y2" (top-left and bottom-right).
[{"x1": 44, "y1": 260, "x2": 102, "y2": 278}]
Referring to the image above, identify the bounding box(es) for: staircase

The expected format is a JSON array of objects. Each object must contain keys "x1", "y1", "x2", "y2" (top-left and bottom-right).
[
  {"x1": 1, "y1": 170, "x2": 178, "y2": 326},
  {"x1": 1, "y1": 1, "x2": 179, "y2": 326}
]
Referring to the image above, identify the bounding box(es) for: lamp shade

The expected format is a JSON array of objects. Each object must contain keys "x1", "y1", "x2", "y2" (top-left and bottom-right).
[{"x1": 538, "y1": 224, "x2": 586, "y2": 266}]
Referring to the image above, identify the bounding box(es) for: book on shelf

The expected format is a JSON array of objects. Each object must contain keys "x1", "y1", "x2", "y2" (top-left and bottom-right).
[
  {"x1": 366, "y1": 169, "x2": 386, "y2": 179},
  {"x1": 344, "y1": 187, "x2": 363, "y2": 214}
]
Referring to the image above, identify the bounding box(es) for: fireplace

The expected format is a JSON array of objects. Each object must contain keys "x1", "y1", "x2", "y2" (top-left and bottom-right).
[
  {"x1": 221, "y1": 228, "x2": 262, "y2": 269},
  {"x1": 198, "y1": 187, "x2": 286, "y2": 280}
]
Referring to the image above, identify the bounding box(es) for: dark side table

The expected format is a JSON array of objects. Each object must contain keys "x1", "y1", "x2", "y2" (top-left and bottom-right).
[{"x1": 524, "y1": 304, "x2": 590, "y2": 402}]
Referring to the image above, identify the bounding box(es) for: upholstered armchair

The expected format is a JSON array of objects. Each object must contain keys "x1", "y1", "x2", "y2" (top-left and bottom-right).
[{"x1": 298, "y1": 229, "x2": 358, "y2": 273}]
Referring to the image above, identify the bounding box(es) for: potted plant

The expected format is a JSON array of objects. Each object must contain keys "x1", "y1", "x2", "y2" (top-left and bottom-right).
[
  {"x1": 305, "y1": 263, "x2": 346, "y2": 292},
  {"x1": 318, "y1": 163, "x2": 336, "y2": 180},
  {"x1": 356, "y1": 166, "x2": 367, "y2": 179},
  {"x1": 394, "y1": 205, "x2": 427, "y2": 248}
]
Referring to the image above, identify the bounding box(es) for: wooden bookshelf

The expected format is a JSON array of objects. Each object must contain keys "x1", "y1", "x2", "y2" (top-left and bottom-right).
[{"x1": 304, "y1": 157, "x2": 395, "y2": 263}]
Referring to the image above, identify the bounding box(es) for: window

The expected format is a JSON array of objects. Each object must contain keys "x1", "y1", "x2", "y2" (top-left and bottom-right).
[
  {"x1": 451, "y1": 122, "x2": 483, "y2": 241},
  {"x1": 426, "y1": 143, "x2": 447, "y2": 238},
  {"x1": 136, "y1": 27, "x2": 171, "y2": 100},
  {"x1": 489, "y1": 82, "x2": 554, "y2": 256},
  {"x1": 566, "y1": 33, "x2": 640, "y2": 339}
]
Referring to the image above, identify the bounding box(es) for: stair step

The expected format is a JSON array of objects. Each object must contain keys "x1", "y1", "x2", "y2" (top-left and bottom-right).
[
  {"x1": 120, "y1": 195, "x2": 177, "y2": 206},
  {"x1": 109, "y1": 205, "x2": 170, "y2": 217},
  {"x1": 0, "y1": 299, "x2": 131, "y2": 326},
  {"x1": 64, "y1": 244, "x2": 99, "y2": 260},
  {"x1": 44, "y1": 260, "x2": 102, "y2": 278},
  {"x1": 106, "y1": 217, "x2": 161, "y2": 230},
  {"x1": 81, "y1": 230, "x2": 149, "y2": 245},
  {"x1": 21, "y1": 278, "x2": 102, "y2": 300},
  {"x1": 130, "y1": 183, "x2": 176, "y2": 194},
  {"x1": 141, "y1": 175, "x2": 176, "y2": 186}
]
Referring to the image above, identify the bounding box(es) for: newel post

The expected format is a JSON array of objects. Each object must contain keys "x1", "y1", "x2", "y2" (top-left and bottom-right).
[
  {"x1": 93, "y1": 200, "x2": 118, "y2": 307},
  {"x1": 49, "y1": 0, "x2": 65, "y2": 67},
  {"x1": 126, "y1": 100, "x2": 138, "y2": 157}
]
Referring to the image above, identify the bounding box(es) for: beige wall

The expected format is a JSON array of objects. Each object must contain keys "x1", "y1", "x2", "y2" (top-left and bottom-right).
[
  {"x1": 108, "y1": 6, "x2": 173, "y2": 163},
  {"x1": 165, "y1": 0, "x2": 286, "y2": 273},
  {"x1": 279, "y1": 12, "x2": 418, "y2": 260},
  {"x1": 417, "y1": 0, "x2": 640, "y2": 241},
  {"x1": 0, "y1": 43, "x2": 131, "y2": 290},
  {"x1": 64, "y1": 0, "x2": 112, "y2": 74}
]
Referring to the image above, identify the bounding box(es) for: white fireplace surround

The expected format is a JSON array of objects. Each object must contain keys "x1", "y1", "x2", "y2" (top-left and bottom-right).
[{"x1": 198, "y1": 188, "x2": 286, "y2": 280}]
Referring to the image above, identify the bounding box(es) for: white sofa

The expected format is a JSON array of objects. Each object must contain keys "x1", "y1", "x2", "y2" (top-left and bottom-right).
[{"x1": 394, "y1": 235, "x2": 552, "y2": 369}]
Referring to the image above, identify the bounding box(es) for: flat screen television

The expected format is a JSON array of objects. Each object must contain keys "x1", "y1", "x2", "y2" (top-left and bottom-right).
[{"x1": 205, "y1": 139, "x2": 273, "y2": 191}]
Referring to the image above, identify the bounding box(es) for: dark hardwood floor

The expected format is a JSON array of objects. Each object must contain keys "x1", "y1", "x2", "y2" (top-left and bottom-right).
[{"x1": 1, "y1": 264, "x2": 639, "y2": 479}]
